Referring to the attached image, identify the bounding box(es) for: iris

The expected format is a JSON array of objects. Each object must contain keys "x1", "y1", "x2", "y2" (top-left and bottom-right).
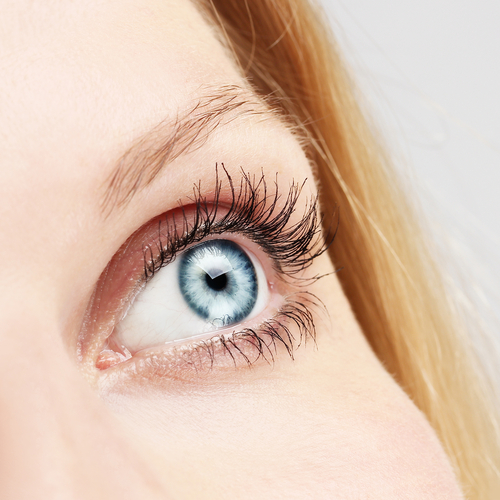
[{"x1": 178, "y1": 240, "x2": 258, "y2": 326}]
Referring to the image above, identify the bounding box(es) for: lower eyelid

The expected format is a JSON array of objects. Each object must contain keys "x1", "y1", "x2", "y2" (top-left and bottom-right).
[
  {"x1": 96, "y1": 294, "x2": 319, "y2": 389},
  {"x1": 97, "y1": 285, "x2": 285, "y2": 370}
]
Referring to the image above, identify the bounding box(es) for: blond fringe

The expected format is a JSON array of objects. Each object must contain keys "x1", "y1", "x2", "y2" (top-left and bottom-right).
[{"x1": 200, "y1": 0, "x2": 500, "y2": 497}]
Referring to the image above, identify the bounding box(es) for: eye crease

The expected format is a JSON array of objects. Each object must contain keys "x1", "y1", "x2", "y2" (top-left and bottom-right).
[{"x1": 91, "y1": 167, "x2": 334, "y2": 375}]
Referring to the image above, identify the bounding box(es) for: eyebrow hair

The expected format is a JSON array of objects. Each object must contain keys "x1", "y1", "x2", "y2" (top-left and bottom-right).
[{"x1": 101, "y1": 84, "x2": 271, "y2": 215}]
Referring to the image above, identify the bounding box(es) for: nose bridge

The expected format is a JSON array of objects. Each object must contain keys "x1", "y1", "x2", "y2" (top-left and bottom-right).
[{"x1": 0, "y1": 314, "x2": 167, "y2": 500}]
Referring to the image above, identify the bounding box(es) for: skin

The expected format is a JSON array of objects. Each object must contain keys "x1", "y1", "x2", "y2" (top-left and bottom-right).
[{"x1": 0, "y1": 1, "x2": 463, "y2": 498}]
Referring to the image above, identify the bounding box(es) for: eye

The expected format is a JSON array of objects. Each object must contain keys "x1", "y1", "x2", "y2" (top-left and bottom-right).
[
  {"x1": 114, "y1": 239, "x2": 269, "y2": 354},
  {"x1": 84, "y1": 170, "x2": 330, "y2": 379}
]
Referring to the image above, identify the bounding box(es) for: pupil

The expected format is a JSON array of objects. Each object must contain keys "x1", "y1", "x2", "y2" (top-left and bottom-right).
[{"x1": 205, "y1": 272, "x2": 228, "y2": 292}]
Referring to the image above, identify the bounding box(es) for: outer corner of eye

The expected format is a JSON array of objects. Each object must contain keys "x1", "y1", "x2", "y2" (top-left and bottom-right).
[{"x1": 96, "y1": 237, "x2": 274, "y2": 370}]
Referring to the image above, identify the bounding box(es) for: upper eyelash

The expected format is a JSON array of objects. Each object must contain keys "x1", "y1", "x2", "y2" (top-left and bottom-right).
[{"x1": 143, "y1": 163, "x2": 337, "y2": 281}]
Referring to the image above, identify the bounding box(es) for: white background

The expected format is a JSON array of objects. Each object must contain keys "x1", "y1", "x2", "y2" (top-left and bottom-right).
[{"x1": 320, "y1": 0, "x2": 500, "y2": 347}]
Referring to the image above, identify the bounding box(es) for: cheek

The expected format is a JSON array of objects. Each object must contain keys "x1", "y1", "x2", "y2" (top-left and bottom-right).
[
  {"x1": 305, "y1": 402, "x2": 463, "y2": 499},
  {"x1": 101, "y1": 376, "x2": 462, "y2": 500}
]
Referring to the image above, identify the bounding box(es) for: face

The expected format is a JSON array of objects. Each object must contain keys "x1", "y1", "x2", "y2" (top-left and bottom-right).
[{"x1": 0, "y1": 1, "x2": 463, "y2": 498}]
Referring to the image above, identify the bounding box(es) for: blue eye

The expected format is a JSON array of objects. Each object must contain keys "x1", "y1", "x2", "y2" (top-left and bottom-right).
[
  {"x1": 114, "y1": 238, "x2": 269, "y2": 353},
  {"x1": 179, "y1": 240, "x2": 258, "y2": 326}
]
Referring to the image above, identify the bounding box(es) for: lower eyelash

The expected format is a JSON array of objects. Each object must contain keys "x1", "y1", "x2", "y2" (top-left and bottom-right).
[
  {"x1": 198, "y1": 293, "x2": 320, "y2": 369},
  {"x1": 97, "y1": 292, "x2": 323, "y2": 384}
]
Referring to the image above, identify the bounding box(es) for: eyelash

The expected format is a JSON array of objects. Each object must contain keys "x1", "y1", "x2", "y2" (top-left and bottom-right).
[
  {"x1": 144, "y1": 164, "x2": 331, "y2": 280},
  {"x1": 96, "y1": 165, "x2": 336, "y2": 375}
]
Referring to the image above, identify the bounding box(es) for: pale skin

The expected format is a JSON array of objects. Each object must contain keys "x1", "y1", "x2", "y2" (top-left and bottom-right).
[{"x1": 0, "y1": 1, "x2": 463, "y2": 498}]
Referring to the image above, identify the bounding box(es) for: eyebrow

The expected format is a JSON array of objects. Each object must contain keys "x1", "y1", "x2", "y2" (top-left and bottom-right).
[{"x1": 101, "y1": 84, "x2": 271, "y2": 215}]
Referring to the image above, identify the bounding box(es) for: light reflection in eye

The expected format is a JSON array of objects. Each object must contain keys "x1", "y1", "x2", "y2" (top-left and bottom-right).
[{"x1": 114, "y1": 239, "x2": 269, "y2": 353}]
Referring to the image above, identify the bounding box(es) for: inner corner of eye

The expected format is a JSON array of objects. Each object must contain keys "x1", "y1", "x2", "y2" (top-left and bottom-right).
[{"x1": 99, "y1": 238, "x2": 272, "y2": 364}]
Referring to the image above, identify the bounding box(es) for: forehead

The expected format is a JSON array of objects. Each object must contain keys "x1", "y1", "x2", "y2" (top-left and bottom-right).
[{"x1": 0, "y1": 0, "x2": 240, "y2": 157}]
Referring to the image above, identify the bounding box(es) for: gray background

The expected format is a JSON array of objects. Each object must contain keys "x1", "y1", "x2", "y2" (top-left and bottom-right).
[{"x1": 320, "y1": 0, "x2": 500, "y2": 350}]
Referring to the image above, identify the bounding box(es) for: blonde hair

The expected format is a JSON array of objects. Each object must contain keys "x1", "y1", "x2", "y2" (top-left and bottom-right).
[{"x1": 200, "y1": 0, "x2": 500, "y2": 497}]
